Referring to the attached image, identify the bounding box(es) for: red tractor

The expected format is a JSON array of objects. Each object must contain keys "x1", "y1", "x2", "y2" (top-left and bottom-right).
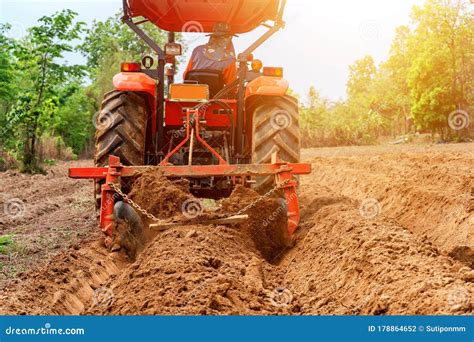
[{"x1": 70, "y1": 0, "x2": 311, "y2": 248}]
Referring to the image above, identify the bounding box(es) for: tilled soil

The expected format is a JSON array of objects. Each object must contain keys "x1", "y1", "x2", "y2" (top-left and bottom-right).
[
  {"x1": 303, "y1": 143, "x2": 474, "y2": 263},
  {"x1": 0, "y1": 143, "x2": 472, "y2": 315},
  {"x1": 0, "y1": 160, "x2": 98, "y2": 289}
]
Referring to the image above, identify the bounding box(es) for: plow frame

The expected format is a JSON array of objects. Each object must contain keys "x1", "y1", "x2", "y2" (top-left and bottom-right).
[{"x1": 69, "y1": 154, "x2": 311, "y2": 240}]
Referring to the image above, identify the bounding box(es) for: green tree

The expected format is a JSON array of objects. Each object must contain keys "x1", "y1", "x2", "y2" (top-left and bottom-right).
[
  {"x1": 408, "y1": 0, "x2": 473, "y2": 136},
  {"x1": 301, "y1": 86, "x2": 329, "y2": 133},
  {"x1": 6, "y1": 10, "x2": 85, "y2": 172},
  {"x1": 346, "y1": 55, "x2": 376, "y2": 100},
  {"x1": 79, "y1": 13, "x2": 169, "y2": 102},
  {"x1": 54, "y1": 82, "x2": 95, "y2": 154},
  {"x1": 0, "y1": 25, "x2": 16, "y2": 108},
  {"x1": 346, "y1": 56, "x2": 384, "y2": 141},
  {"x1": 0, "y1": 25, "x2": 17, "y2": 162},
  {"x1": 374, "y1": 26, "x2": 413, "y2": 136}
]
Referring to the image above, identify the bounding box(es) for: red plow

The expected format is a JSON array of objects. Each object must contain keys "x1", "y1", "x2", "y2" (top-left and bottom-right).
[{"x1": 70, "y1": 151, "x2": 311, "y2": 243}]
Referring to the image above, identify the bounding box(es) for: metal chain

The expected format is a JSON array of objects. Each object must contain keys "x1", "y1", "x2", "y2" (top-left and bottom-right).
[
  {"x1": 109, "y1": 182, "x2": 161, "y2": 222},
  {"x1": 108, "y1": 164, "x2": 166, "y2": 222},
  {"x1": 109, "y1": 176, "x2": 291, "y2": 225},
  {"x1": 235, "y1": 178, "x2": 291, "y2": 216}
]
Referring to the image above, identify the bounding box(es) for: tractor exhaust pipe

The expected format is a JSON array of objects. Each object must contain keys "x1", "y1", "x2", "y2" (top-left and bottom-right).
[{"x1": 167, "y1": 32, "x2": 176, "y2": 84}]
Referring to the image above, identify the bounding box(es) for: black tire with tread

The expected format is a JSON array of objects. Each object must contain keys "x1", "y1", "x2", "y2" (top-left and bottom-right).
[
  {"x1": 95, "y1": 91, "x2": 148, "y2": 166},
  {"x1": 94, "y1": 90, "x2": 148, "y2": 211},
  {"x1": 249, "y1": 95, "x2": 301, "y2": 194}
]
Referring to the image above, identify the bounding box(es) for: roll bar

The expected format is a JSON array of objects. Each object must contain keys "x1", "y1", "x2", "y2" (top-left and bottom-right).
[{"x1": 121, "y1": 0, "x2": 288, "y2": 159}]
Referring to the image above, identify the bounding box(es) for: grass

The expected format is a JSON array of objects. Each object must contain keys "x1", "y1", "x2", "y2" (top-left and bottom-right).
[
  {"x1": 0, "y1": 234, "x2": 14, "y2": 273},
  {"x1": 0, "y1": 234, "x2": 14, "y2": 255},
  {"x1": 0, "y1": 234, "x2": 30, "y2": 279}
]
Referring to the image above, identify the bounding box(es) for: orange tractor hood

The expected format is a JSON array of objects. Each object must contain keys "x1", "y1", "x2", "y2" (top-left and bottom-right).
[{"x1": 127, "y1": 0, "x2": 280, "y2": 33}]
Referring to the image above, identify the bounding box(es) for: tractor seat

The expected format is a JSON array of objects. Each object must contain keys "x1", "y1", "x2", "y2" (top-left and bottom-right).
[{"x1": 184, "y1": 69, "x2": 225, "y2": 98}]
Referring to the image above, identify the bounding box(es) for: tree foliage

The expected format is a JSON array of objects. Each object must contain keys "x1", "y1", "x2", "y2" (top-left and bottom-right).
[
  {"x1": 79, "y1": 13, "x2": 169, "y2": 103},
  {"x1": 1, "y1": 1, "x2": 472, "y2": 171},
  {"x1": 300, "y1": 0, "x2": 473, "y2": 147},
  {"x1": 0, "y1": 25, "x2": 16, "y2": 107},
  {"x1": 1, "y1": 10, "x2": 86, "y2": 172},
  {"x1": 0, "y1": 9, "x2": 169, "y2": 172},
  {"x1": 408, "y1": 0, "x2": 473, "y2": 135}
]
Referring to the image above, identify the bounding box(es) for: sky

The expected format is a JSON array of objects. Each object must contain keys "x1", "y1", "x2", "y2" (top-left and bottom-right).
[{"x1": 0, "y1": 0, "x2": 427, "y2": 101}]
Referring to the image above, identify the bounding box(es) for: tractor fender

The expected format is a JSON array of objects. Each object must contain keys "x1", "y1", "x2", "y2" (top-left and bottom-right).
[
  {"x1": 245, "y1": 76, "x2": 289, "y2": 98},
  {"x1": 113, "y1": 72, "x2": 156, "y2": 98}
]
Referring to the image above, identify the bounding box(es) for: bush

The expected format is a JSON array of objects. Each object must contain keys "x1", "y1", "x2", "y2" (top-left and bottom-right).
[
  {"x1": 37, "y1": 135, "x2": 76, "y2": 162},
  {"x1": 0, "y1": 150, "x2": 19, "y2": 171}
]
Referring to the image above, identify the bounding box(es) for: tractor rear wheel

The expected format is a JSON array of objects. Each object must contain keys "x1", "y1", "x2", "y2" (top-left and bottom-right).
[
  {"x1": 94, "y1": 90, "x2": 149, "y2": 211},
  {"x1": 250, "y1": 95, "x2": 300, "y2": 194}
]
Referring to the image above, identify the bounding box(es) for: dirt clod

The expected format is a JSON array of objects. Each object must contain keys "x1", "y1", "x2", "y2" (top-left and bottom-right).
[{"x1": 128, "y1": 170, "x2": 192, "y2": 219}]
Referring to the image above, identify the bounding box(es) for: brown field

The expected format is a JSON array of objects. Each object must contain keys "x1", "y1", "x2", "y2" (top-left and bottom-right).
[{"x1": 0, "y1": 143, "x2": 472, "y2": 315}]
